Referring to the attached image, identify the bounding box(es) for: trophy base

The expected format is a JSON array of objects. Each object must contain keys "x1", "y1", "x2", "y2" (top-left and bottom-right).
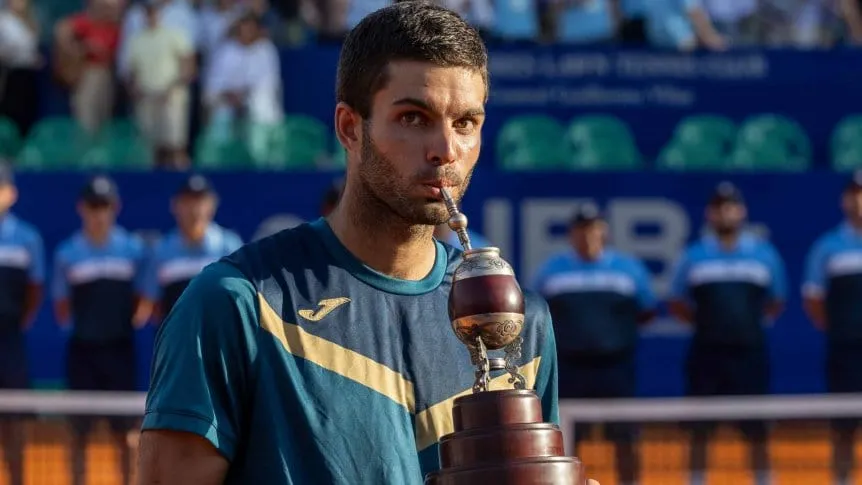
[{"x1": 425, "y1": 389, "x2": 585, "y2": 485}]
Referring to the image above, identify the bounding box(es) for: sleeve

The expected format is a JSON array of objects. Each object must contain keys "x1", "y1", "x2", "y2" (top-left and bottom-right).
[
  {"x1": 27, "y1": 230, "x2": 45, "y2": 284},
  {"x1": 142, "y1": 262, "x2": 258, "y2": 461},
  {"x1": 802, "y1": 238, "x2": 828, "y2": 299},
  {"x1": 667, "y1": 250, "x2": 691, "y2": 301},
  {"x1": 132, "y1": 237, "x2": 149, "y2": 295},
  {"x1": 140, "y1": 246, "x2": 162, "y2": 301},
  {"x1": 225, "y1": 231, "x2": 244, "y2": 253},
  {"x1": 631, "y1": 258, "x2": 657, "y2": 311},
  {"x1": 529, "y1": 257, "x2": 555, "y2": 295},
  {"x1": 766, "y1": 244, "x2": 788, "y2": 302},
  {"x1": 51, "y1": 247, "x2": 68, "y2": 300},
  {"x1": 532, "y1": 298, "x2": 559, "y2": 426}
]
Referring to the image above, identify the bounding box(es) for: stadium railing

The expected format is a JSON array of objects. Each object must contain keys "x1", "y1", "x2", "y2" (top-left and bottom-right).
[{"x1": 0, "y1": 391, "x2": 861, "y2": 484}]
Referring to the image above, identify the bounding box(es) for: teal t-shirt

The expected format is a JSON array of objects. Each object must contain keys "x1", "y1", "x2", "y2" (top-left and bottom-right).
[{"x1": 142, "y1": 218, "x2": 559, "y2": 484}]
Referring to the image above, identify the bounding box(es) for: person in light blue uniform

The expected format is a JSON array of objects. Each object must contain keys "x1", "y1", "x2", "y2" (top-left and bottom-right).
[
  {"x1": 644, "y1": 0, "x2": 726, "y2": 50},
  {"x1": 668, "y1": 182, "x2": 787, "y2": 485},
  {"x1": 52, "y1": 175, "x2": 148, "y2": 485},
  {"x1": 140, "y1": 175, "x2": 242, "y2": 322},
  {"x1": 532, "y1": 203, "x2": 656, "y2": 485},
  {"x1": 802, "y1": 172, "x2": 862, "y2": 485},
  {"x1": 0, "y1": 162, "x2": 44, "y2": 485}
]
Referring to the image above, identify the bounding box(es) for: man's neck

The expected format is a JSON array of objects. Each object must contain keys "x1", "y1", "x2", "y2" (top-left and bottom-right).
[
  {"x1": 327, "y1": 192, "x2": 437, "y2": 281},
  {"x1": 716, "y1": 231, "x2": 740, "y2": 250},
  {"x1": 180, "y1": 227, "x2": 207, "y2": 245},
  {"x1": 84, "y1": 229, "x2": 110, "y2": 246}
]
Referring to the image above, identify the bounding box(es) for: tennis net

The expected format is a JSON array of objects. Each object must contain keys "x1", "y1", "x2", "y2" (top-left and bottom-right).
[{"x1": 0, "y1": 391, "x2": 861, "y2": 484}]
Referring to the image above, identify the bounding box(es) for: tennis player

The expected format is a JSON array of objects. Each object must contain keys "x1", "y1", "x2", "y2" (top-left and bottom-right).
[{"x1": 137, "y1": 3, "x2": 592, "y2": 484}]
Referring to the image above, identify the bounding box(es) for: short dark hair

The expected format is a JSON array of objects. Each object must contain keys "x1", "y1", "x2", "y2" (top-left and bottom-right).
[{"x1": 336, "y1": 1, "x2": 489, "y2": 119}]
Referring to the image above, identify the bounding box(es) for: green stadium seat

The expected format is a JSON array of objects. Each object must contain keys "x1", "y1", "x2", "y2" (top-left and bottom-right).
[
  {"x1": 656, "y1": 140, "x2": 731, "y2": 171},
  {"x1": 252, "y1": 116, "x2": 330, "y2": 169},
  {"x1": 80, "y1": 136, "x2": 152, "y2": 170},
  {"x1": 0, "y1": 117, "x2": 21, "y2": 158},
  {"x1": 194, "y1": 133, "x2": 255, "y2": 170},
  {"x1": 831, "y1": 115, "x2": 862, "y2": 171},
  {"x1": 564, "y1": 115, "x2": 642, "y2": 170},
  {"x1": 98, "y1": 118, "x2": 139, "y2": 142},
  {"x1": 729, "y1": 114, "x2": 811, "y2": 171},
  {"x1": 833, "y1": 145, "x2": 862, "y2": 172},
  {"x1": 496, "y1": 115, "x2": 568, "y2": 170}
]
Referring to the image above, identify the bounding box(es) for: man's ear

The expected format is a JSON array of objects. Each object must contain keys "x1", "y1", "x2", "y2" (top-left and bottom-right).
[{"x1": 334, "y1": 102, "x2": 361, "y2": 155}]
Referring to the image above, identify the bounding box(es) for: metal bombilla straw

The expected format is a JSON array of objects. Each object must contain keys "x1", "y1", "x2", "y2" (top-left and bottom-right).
[{"x1": 440, "y1": 188, "x2": 472, "y2": 252}]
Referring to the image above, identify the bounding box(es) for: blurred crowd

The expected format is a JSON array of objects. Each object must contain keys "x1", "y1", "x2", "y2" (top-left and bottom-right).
[{"x1": 0, "y1": 0, "x2": 859, "y2": 169}]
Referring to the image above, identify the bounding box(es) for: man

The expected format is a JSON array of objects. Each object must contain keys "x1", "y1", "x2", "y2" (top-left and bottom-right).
[
  {"x1": 137, "y1": 4, "x2": 589, "y2": 485},
  {"x1": 126, "y1": 0, "x2": 195, "y2": 169},
  {"x1": 140, "y1": 174, "x2": 242, "y2": 321},
  {"x1": 52, "y1": 175, "x2": 148, "y2": 485},
  {"x1": 802, "y1": 171, "x2": 862, "y2": 485},
  {"x1": 668, "y1": 182, "x2": 787, "y2": 485},
  {"x1": 532, "y1": 203, "x2": 656, "y2": 485},
  {"x1": 0, "y1": 162, "x2": 44, "y2": 485},
  {"x1": 203, "y1": 13, "x2": 282, "y2": 161}
]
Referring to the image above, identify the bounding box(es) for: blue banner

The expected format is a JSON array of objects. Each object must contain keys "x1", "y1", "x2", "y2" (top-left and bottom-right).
[
  {"x1": 12, "y1": 171, "x2": 850, "y2": 397},
  {"x1": 36, "y1": 47, "x2": 862, "y2": 168},
  {"x1": 275, "y1": 46, "x2": 862, "y2": 167}
]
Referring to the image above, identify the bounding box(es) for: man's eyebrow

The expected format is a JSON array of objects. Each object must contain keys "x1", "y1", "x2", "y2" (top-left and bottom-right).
[{"x1": 392, "y1": 97, "x2": 485, "y2": 117}]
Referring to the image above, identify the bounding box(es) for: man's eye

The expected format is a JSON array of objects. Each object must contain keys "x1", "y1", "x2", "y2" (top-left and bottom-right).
[
  {"x1": 400, "y1": 113, "x2": 425, "y2": 126},
  {"x1": 454, "y1": 118, "x2": 476, "y2": 130}
]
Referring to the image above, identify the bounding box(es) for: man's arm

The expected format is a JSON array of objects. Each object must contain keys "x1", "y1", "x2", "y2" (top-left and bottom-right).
[
  {"x1": 137, "y1": 430, "x2": 228, "y2": 485},
  {"x1": 22, "y1": 230, "x2": 45, "y2": 329},
  {"x1": 802, "y1": 238, "x2": 828, "y2": 330},
  {"x1": 765, "y1": 244, "x2": 788, "y2": 321},
  {"x1": 139, "y1": 261, "x2": 258, "y2": 484},
  {"x1": 666, "y1": 251, "x2": 693, "y2": 324},
  {"x1": 632, "y1": 258, "x2": 658, "y2": 324}
]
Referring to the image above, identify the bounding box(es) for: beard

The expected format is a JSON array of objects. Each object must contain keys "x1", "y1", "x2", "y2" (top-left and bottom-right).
[
  {"x1": 356, "y1": 128, "x2": 473, "y2": 226},
  {"x1": 713, "y1": 223, "x2": 740, "y2": 236}
]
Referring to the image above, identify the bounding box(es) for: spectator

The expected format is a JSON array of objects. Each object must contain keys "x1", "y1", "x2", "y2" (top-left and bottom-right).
[
  {"x1": 618, "y1": 0, "x2": 647, "y2": 43},
  {"x1": 118, "y1": 0, "x2": 198, "y2": 81},
  {"x1": 198, "y1": 0, "x2": 243, "y2": 58},
  {"x1": 432, "y1": 0, "x2": 495, "y2": 36},
  {"x1": 841, "y1": 0, "x2": 862, "y2": 44},
  {"x1": 54, "y1": 0, "x2": 122, "y2": 135},
  {"x1": 531, "y1": 203, "x2": 656, "y2": 485},
  {"x1": 298, "y1": 0, "x2": 351, "y2": 42},
  {"x1": 126, "y1": 1, "x2": 196, "y2": 169},
  {"x1": 644, "y1": 0, "x2": 726, "y2": 51},
  {"x1": 667, "y1": 182, "x2": 787, "y2": 485},
  {"x1": 0, "y1": 0, "x2": 41, "y2": 136},
  {"x1": 247, "y1": 0, "x2": 284, "y2": 40},
  {"x1": 556, "y1": 0, "x2": 617, "y2": 45},
  {"x1": 702, "y1": 0, "x2": 758, "y2": 45},
  {"x1": 203, "y1": 13, "x2": 282, "y2": 160}
]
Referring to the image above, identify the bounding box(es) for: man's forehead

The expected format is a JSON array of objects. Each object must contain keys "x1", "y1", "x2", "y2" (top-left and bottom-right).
[{"x1": 376, "y1": 61, "x2": 486, "y2": 109}]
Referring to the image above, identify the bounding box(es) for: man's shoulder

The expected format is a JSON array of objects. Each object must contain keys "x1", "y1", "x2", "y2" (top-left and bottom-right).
[{"x1": 223, "y1": 222, "x2": 324, "y2": 282}]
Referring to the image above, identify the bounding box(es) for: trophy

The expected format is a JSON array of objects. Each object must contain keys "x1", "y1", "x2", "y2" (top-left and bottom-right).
[{"x1": 424, "y1": 189, "x2": 585, "y2": 485}]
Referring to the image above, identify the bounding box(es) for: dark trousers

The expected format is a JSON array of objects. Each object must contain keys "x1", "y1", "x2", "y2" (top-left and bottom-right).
[
  {"x1": 560, "y1": 351, "x2": 638, "y2": 484},
  {"x1": 686, "y1": 344, "x2": 770, "y2": 479},
  {"x1": 0, "y1": 334, "x2": 27, "y2": 485},
  {"x1": 66, "y1": 338, "x2": 136, "y2": 485},
  {"x1": 0, "y1": 66, "x2": 40, "y2": 137},
  {"x1": 826, "y1": 344, "x2": 862, "y2": 482}
]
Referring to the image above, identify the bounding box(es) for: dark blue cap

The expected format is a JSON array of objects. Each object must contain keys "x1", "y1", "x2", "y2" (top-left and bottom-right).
[
  {"x1": 0, "y1": 161, "x2": 14, "y2": 185},
  {"x1": 79, "y1": 175, "x2": 119, "y2": 204},
  {"x1": 709, "y1": 181, "x2": 744, "y2": 205},
  {"x1": 176, "y1": 174, "x2": 215, "y2": 197},
  {"x1": 569, "y1": 202, "x2": 603, "y2": 226}
]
